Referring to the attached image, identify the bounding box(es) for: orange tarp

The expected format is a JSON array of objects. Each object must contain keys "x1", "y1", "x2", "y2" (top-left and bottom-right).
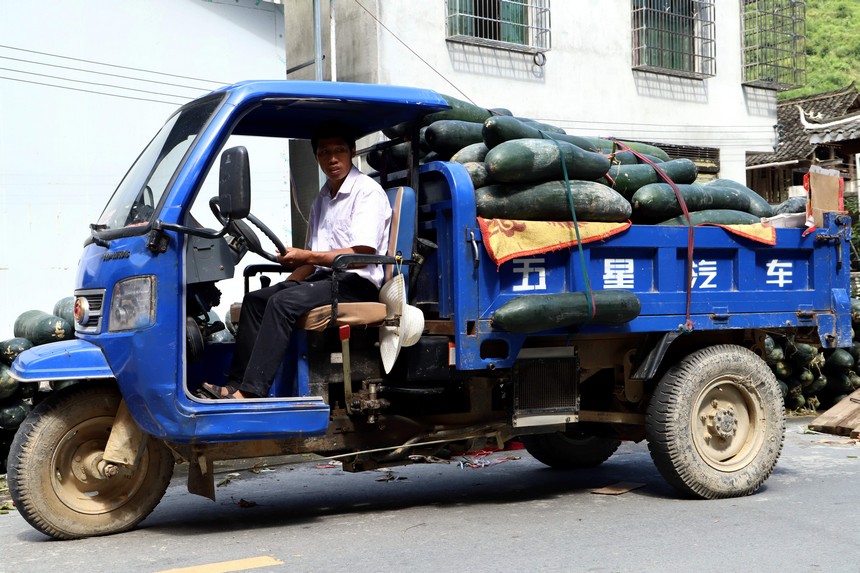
[
  {"x1": 477, "y1": 218, "x2": 777, "y2": 267},
  {"x1": 477, "y1": 217, "x2": 631, "y2": 266}
]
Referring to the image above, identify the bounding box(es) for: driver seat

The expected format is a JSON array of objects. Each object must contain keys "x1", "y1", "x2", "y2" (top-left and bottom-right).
[{"x1": 295, "y1": 185, "x2": 416, "y2": 331}]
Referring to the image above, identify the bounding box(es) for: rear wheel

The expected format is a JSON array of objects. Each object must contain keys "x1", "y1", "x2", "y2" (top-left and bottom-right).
[
  {"x1": 8, "y1": 382, "x2": 174, "y2": 539},
  {"x1": 646, "y1": 344, "x2": 784, "y2": 499},
  {"x1": 522, "y1": 429, "x2": 621, "y2": 469}
]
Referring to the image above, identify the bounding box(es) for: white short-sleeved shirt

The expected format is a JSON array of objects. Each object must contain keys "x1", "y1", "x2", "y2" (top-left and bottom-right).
[{"x1": 308, "y1": 165, "x2": 392, "y2": 288}]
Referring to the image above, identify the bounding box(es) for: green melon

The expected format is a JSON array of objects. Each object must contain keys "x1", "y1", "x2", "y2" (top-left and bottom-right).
[
  {"x1": 0, "y1": 397, "x2": 30, "y2": 430},
  {"x1": 492, "y1": 290, "x2": 641, "y2": 333},
  {"x1": 15, "y1": 381, "x2": 38, "y2": 399},
  {"x1": 13, "y1": 310, "x2": 73, "y2": 345},
  {"x1": 0, "y1": 337, "x2": 33, "y2": 366},
  {"x1": 0, "y1": 364, "x2": 19, "y2": 400},
  {"x1": 53, "y1": 296, "x2": 76, "y2": 327},
  {"x1": 463, "y1": 162, "x2": 492, "y2": 189}
]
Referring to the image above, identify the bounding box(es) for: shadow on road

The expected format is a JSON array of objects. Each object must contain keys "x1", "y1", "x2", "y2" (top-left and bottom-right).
[{"x1": 137, "y1": 444, "x2": 681, "y2": 537}]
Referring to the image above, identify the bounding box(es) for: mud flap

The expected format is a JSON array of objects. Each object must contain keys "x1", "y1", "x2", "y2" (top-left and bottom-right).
[
  {"x1": 188, "y1": 450, "x2": 216, "y2": 501},
  {"x1": 103, "y1": 400, "x2": 149, "y2": 467}
]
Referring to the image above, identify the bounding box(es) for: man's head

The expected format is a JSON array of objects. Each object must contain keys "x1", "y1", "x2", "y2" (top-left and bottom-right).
[
  {"x1": 312, "y1": 121, "x2": 357, "y2": 187},
  {"x1": 311, "y1": 121, "x2": 357, "y2": 155}
]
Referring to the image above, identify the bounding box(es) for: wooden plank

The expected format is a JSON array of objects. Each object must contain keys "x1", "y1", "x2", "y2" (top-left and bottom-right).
[
  {"x1": 809, "y1": 387, "x2": 860, "y2": 436},
  {"x1": 591, "y1": 482, "x2": 645, "y2": 495}
]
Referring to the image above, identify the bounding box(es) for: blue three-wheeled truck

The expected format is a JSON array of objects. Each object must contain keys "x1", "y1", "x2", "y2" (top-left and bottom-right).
[{"x1": 6, "y1": 81, "x2": 853, "y2": 539}]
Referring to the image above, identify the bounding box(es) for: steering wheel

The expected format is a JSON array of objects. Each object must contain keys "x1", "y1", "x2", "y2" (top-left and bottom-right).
[{"x1": 209, "y1": 197, "x2": 286, "y2": 263}]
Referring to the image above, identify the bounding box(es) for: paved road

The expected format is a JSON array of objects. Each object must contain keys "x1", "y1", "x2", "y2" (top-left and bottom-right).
[{"x1": 1, "y1": 416, "x2": 858, "y2": 573}]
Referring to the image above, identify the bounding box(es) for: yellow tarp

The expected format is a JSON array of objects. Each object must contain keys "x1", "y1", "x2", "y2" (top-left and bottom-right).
[
  {"x1": 477, "y1": 218, "x2": 777, "y2": 267},
  {"x1": 477, "y1": 217, "x2": 631, "y2": 266}
]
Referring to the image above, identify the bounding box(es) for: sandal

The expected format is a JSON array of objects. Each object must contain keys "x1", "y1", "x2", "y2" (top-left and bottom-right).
[{"x1": 198, "y1": 382, "x2": 239, "y2": 400}]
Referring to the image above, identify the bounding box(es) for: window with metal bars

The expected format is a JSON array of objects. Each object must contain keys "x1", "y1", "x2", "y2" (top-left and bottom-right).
[
  {"x1": 631, "y1": 0, "x2": 716, "y2": 79},
  {"x1": 641, "y1": 142, "x2": 721, "y2": 175},
  {"x1": 742, "y1": 0, "x2": 806, "y2": 91},
  {"x1": 446, "y1": 0, "x2": 551, "y2": 54}
]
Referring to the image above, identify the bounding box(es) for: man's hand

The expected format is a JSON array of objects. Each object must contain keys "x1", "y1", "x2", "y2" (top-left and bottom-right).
[
  {"x1": 276, "y1": 247, "x2": 310, "y2": 270},
  {"x1": 276, "y1": 245, "x2": 373, "y2": 270}
]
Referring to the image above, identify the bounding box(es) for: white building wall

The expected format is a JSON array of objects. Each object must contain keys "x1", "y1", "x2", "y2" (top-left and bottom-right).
[
  {"x1": 0, "y1": 0, "x2": 286, "y2": 333},
  {"x1": 346, "y1": 1, "x2": 777, "y2": 183}
]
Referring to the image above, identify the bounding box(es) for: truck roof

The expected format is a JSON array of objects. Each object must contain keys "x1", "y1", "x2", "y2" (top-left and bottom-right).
[{"x1": 211, "y1": 80, "x2": 452, "y2": 140}]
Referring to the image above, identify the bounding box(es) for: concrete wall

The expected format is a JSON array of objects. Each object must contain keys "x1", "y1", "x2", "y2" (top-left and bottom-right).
[
  {"x1": 0, "y1": 0, "x2": 286, "y2": 333},
  {"x1": 294, "y1": 1, "x2": 777, "y2": 183},
  {"x1": 286, "y1": 0, "x2": 379, "y2": 84}
]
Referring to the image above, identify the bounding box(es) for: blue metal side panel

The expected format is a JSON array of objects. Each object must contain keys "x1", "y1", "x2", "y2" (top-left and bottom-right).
[
  {"x1": 420, "y1": 162, "x2": 483, "y2": 365},
  {"x1": 72, "y1": 234, "x2": 331, "y2": 444},
  {"x1": 445, "y1": 201, "x2": 852, "y2": 370}
]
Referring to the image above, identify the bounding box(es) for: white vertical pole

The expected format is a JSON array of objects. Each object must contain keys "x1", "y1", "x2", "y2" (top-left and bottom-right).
[
  {"x1": 854, "y1": 152, "x2": 860, "y2": 197},
  {"x1": 313, "y1": 0, "x2": 326, "y2": 189},
  {"x1": 330, "y1": 0, "x2": 337, "y2": 82},
  {"x1": 314, "y1": 0, "x2": 323, "y2": 81}
]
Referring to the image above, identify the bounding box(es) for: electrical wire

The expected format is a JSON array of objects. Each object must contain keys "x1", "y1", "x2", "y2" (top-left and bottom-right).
[
  {"x1": 538, "y1": 116, "x2": 779, "y2": 130},
  {"x1": 0, "y1": 54, "x2": 216, "y2": 92},
  {"x1": 0, "y1": 44, "x2": 227, "y2": 85},
  {"x1": 351, "y1": 0, "x2": 477, "y2": 106},
  {"x1": 0, "y1": 66, "x2": 191, "y2": 101},
  {"x1": 290, "y1": 172, "x2": 309, "y2": 225},
  {"x1": 0, "y1": 75, "x2": 181, "y2": 106}
]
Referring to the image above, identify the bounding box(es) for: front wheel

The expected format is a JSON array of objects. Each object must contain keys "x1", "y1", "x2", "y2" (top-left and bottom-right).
[
  {"x1": 8, "y1": 382, "x2": 174, "y2": 539},
  {"x1": 646, "y1": 344, "x2": 784, "y2": 499},
  {"x1": 521, "y1": 430, "x2": 621, "y2": 469}
]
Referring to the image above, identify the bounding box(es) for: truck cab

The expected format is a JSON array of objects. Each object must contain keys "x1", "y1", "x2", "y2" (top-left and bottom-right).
[{"x1": 7, "y1": 80, "x2": 853, "y2": 540}]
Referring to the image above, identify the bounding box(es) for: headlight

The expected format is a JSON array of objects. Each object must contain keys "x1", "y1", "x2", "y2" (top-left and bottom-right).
[
  {"x1": 109, "y1": 276, "x2": 157, "y2": 332},
  {"x1": 73, "y1": 296, "x2": 90, "y2": 327}
]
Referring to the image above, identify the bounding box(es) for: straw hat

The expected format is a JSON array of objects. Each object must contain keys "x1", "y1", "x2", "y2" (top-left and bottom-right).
[{"x1": 378, "y1": 273, "x2": 424, "y2": 373}]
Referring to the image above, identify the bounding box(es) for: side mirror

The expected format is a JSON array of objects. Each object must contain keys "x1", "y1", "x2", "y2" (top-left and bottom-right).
[{"x1": 218, "y1": 146, "x2": 251, "y2": 220}]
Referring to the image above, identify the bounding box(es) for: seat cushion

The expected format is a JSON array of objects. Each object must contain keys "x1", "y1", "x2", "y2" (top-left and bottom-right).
[{"x1": 296, "y1": 302, "x2": 388, "y2": 332}]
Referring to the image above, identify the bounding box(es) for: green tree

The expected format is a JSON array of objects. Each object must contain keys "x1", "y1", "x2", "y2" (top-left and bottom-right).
[{"x1": 779, "y1": 0, "x2": 860, "y2": 99}]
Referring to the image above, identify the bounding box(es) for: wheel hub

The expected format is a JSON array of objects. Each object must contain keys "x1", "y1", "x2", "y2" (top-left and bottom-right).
[
  {"x1": 692, "y1": 378, "x2": 764, "y2": 472},
  {"x1": 70, "y1": 440, "x2": 110, "y2": 483},
  {"x1": 51, "y1": 415, "x2": 149, "y2": 515},
  {"x1": 707, "y1": 404, "x2": 738, "y2": 440}
]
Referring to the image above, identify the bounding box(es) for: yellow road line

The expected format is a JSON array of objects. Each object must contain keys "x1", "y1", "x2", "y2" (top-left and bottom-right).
[{"x1": 155, "y1": 556, "x2": 284, "y2": 573}]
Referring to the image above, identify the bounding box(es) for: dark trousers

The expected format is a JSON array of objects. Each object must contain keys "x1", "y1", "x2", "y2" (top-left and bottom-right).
[{"x1": 228, "y1": 270, "x2": 379, "y2": 397}]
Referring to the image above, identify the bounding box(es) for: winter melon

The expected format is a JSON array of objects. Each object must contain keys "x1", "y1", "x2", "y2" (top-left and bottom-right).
[
  {"x1": 476, "y1": 180, "x2": 632, "y2": 222},
  {"x1": 463, "y1": 162, "x2": 492, "y2": 189},
  {"x1": 485, "y1": 138, "x2": 611, "y2": 183},
  {"x1": 425, "y1": 120, "x2": 485, "y2": 158},
  {"x1": 0, "y1": 364, "x2": 18, "y2": 400},
  {"x1": 492, "y1": 290, "x2": 641, "y2": 333},
  {"x1": 452, "y1": 142, "x2": 489, "y2": 164},
  {"x1": 0, "y1": 337, "x2": 33, "y2": 366},
  {"x1": 53, "y1": 296, "x2": 76, "y2": 327},
  {"x1": 702, "y1": 179, "x2": 774, "y2": 218},
  {"x1": 658, "y1": 209, "x2": 761, "y2": 226},
  {"x1": 602, "y1": 159, "x2": 698, "y2": 200},
  {"x1": 633, "y1": 183, "x2": 768, "y2": 221},
  {"x1": 0, "y1": 397, "x2": 30, "y2": 430},
  {"x1": 14, "y1": 310, "x2": 73, "y2": 345}
]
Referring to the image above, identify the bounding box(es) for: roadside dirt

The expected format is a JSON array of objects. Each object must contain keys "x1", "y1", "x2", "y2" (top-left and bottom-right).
[{"x1": 0, "y1": 476, "x2": 13, "y2": 511}]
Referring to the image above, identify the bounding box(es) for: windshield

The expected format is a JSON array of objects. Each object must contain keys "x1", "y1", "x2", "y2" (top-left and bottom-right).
[{"x1": 97, "y1": 95, "x2": 223, "y2": 231}]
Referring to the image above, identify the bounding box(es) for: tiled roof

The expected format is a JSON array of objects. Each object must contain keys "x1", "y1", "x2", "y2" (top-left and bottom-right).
[
  {"x1": 806, "y1": 111, "x2": 860, "y2": 144},
  {"x1": 747, "y1": 83, "x2": 860, "y2": 166}
]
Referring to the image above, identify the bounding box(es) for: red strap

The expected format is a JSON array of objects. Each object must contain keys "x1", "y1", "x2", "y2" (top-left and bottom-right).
[
  {"x1": 615, "y1": 141, "x2": 694, "y2": 332},
  {"x1": 604, "y1": 171, "x2": 616, "y2": 188}
]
